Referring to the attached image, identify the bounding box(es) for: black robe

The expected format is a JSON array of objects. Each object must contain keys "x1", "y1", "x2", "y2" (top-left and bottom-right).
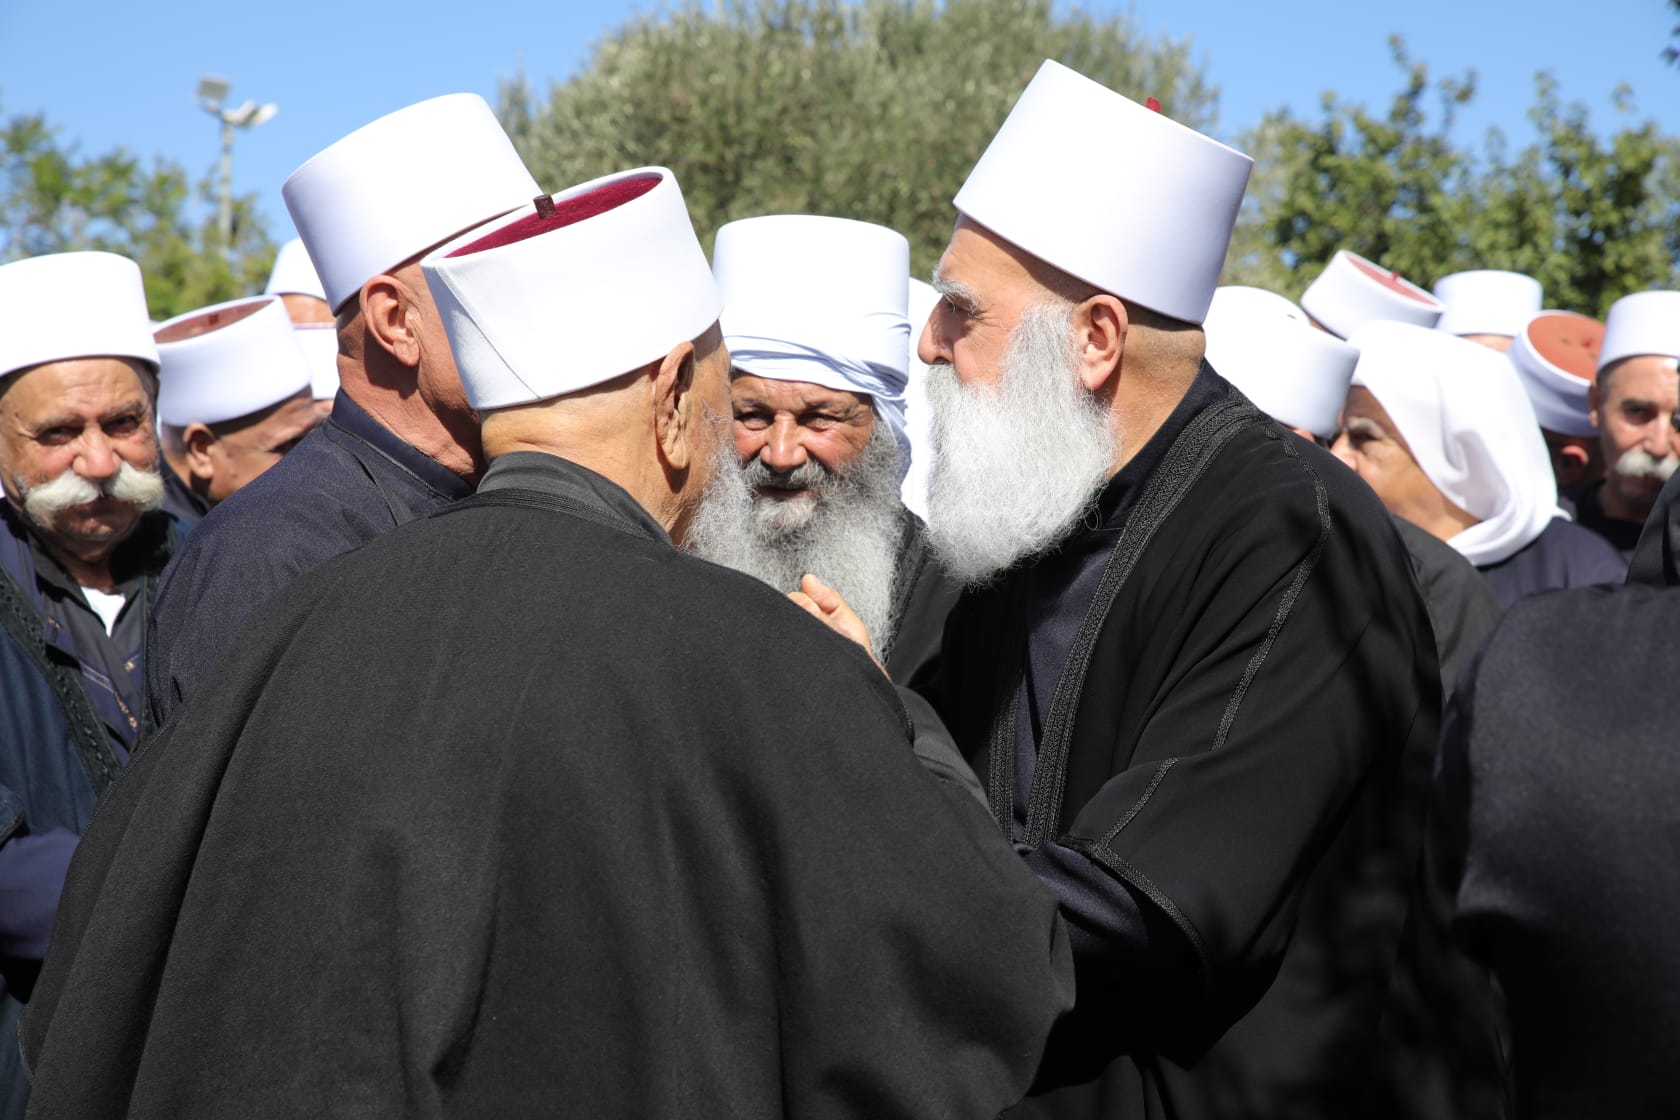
[
  {"x1": 927, "y1": 371, "x2": 1440, "y2": 1118},
  {"x1": 1429, "y1": 585, "x2": 1680, "y2": 1116},
  {"x1": 1475, "y1": 516, "x2": 1625, "y2": 609},
  {"x1": 22, "y1": 451, "x2": 1073, "y2": 1120},
  {"x1": 1390, "y1": 516, "x2": 1502, "y2": 697},
  {"x1": 1627, "y1": 466, "x2": 1680, "y2": 586},
  {"x1": 883, "y1": 509, "x2": 961, "y2": 685},
  {"x1": 1560, "y1": 479, "x2": 1643, "y2": 560}
]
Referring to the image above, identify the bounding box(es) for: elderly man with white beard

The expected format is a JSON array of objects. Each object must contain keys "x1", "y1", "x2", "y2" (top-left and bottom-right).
[
  {"x1": 900, "y1": 62, "x2": 1440, "y2": 1119},
  {"x1": 689, "y1": 215, "x2": 961, "y2": 683},
  {"x1": 0, "y1": 251, "x2": 178, "y2": 1120}
]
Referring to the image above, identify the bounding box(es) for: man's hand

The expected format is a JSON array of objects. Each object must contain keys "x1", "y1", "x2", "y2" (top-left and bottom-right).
[{"x1": 789, "y1": 574, "x2": 885, "y2": 675}]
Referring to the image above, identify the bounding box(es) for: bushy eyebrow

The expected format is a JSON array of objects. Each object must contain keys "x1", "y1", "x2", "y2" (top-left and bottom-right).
[
  {"x1": 1343, "y1": 416, "x2": 1385, "y2": 438},
  {"x1": 930, "y1": 272, "x2": 980, "y2": 315},
  {"x1": 29, "y1": 402, "x2": 147, "y2": 433}
]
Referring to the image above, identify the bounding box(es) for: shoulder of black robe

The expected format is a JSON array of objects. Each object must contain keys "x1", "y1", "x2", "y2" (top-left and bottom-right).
[
  {"x1": 883, "y1": 509, "x2": 962, "y2": 686},
  {"x1": 1561, "y1": 479, "x2": 1643, "y2": 560},
  {"x1": 1430, "y1": 584, "x2": 1680, "y2": 1114},
  {"x1": 1476, "y1": 515, "x2": 1626, "y2": 609},
  {"x1": 937, "y1": 397, "x2": 1440, "y2": 1112},
  {"x1": 1390, "y1": 514, "x2": 1502, "y2": 697},
  {"x1": 26, "y1": 486, "x2": 1073, "y2": 1120},
  {"x1": 1628, "y1": 467, "x2": 1680, "y2": 586}
]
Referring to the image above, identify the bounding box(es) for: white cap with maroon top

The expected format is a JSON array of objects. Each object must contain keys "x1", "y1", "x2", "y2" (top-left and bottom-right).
[
  {"x1": 1508, "y1": 311, "x2": 1604, "y2": 437},
  {"x1": 153, "y1": 296, "x2": 312, "y2": 426},
  {"x1": 1301, "y1": 250, "x2": 1444, "y2": 339},
  {"x1": 421, "y1": 167, "x2": 721, "y2": 410}
]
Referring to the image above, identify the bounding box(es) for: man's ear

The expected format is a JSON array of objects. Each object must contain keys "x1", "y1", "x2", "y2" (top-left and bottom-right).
[
  {"x1": 1587, "y1": 383, "x2": 1602, "y2": 430},
  {"x1": 652, "y1": 341, "x2": 698, "y2": 472},
  {"x1": 360, "y1": 274, "x2": 423, "y2": 368},
  {"x1": 183, "y1": 423, "x2": 218, "y2": 484},
  {"x1": 1073, "y1": 293, "x2": 1128, "y2": 394}
]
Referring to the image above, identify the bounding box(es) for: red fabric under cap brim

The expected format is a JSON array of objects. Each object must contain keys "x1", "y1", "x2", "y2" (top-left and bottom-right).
[{"x1": 450, "y1": 174, "x2": 663, "y2": 257}]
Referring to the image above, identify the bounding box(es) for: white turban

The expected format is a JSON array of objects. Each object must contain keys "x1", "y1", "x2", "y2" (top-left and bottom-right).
[
  {"x1": 1350, "y1": 320, "x2": 1560, "y2": 567},
  {"x1": 713, "y1": 215, "x2": 912, "y2": 477}
]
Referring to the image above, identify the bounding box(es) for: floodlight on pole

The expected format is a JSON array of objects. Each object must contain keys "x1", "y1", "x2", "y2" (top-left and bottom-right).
[{"x1": 197, "y1": 76, "x2": 278, "y2": 253}]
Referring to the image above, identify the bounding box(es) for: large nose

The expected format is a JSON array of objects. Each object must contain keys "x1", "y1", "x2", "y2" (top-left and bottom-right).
[
  {"x1": 761, "y1": 415, "x2": 807, "y2": 473},
  {"x1": 75, "y1": 429, "x2": 121, "y2": 482},
  {"x1": 917, "y1": 304, "x2": 949, "y2": 367}
]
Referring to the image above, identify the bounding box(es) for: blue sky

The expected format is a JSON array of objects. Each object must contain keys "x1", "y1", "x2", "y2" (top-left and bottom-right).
[{"x1": 2, "y1": 0, "x2": 1675, "y2": 243}]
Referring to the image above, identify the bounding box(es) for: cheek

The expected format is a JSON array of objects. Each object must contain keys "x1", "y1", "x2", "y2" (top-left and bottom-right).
[{"x1": 732, "y1": 424, "x2": 761, "y2": 463}]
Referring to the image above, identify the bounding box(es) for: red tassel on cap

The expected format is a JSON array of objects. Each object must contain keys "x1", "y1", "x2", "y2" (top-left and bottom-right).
[
  {"x1": 1145, "y1": 97, "x2": 1162, "y2": 113},
  {"x1": 534, "y1": 194, "x2": 556, "y2": 219}
]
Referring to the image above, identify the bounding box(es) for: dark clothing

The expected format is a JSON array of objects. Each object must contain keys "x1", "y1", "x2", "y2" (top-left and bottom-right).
[
  {"x1": 1560, "y1": 479, "x2": 1643, "y2": 560},
  {"x1": 1475, "y1": 516, "x2": 1625, "y2": 609},
  {"x1": 145, "y1": 392, "x2": 472, "y2": 731},
  {"x1": 882, "y1": 509, "x2": 961, "y2": 685},
  {"x1": 157, "y1": 461, "x2": 207, "y2": 531},
  {"x1": 926, "y1": 366, "x2": 1440, "y2": 1118},
  {"x1": 1391, "y1": 516, "x2": 1502, "y2": 697},
  {"x1": 0, "y1": 505, "x2": 175, "y2": 1120},
  {"x1": 23, "y1": 450, "x2": 1073, "y2": 1119},
  {"x1": 1628, "y1": 467, "x2": 1680, "y2": 586},
  {"x1": 1430, "y1": 584, "x2": 1680, "y2": 1117}
]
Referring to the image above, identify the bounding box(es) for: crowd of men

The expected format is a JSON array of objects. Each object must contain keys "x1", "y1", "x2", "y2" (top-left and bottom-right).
[{"x1": 1, "y1": 58, "x2": 1675, "y2": 1119}]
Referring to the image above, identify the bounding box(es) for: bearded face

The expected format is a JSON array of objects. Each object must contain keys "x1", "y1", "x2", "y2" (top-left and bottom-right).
[{"x1": 923, "y1": 302, "x2": 1115, "y2": 587}]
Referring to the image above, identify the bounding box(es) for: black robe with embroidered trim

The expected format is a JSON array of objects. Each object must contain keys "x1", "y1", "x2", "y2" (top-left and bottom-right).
[
  {"x1": 925, "y1": 376, "x2": 1440, "y2": 1119},
  {"x1": 883, "y1": 509, "x2": 961, "y2": 685},
  {"x1": 22, "y1": 451, "x2": 1072, "y2": 1120}
]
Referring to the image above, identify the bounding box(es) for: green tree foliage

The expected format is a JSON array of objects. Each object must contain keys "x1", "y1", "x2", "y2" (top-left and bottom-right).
[
  {"x1": 501, "y1": 0, "x2": 1215, "y2": 281},
  {"x1": 1, "y1": 99, "x2": 274, "y2": 320},
  {"x1": 1227, "y1": 40, "x2": 1680, "y2": 318}
]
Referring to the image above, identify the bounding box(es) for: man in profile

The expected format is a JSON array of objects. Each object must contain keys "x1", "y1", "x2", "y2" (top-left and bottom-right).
[{"x1": 22, "y1": 168, "x2": 1072, "y2": 1119}]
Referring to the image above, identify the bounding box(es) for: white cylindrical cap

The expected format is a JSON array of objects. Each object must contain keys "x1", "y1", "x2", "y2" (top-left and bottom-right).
[
  {"x1": 293, "y1": 324, "x2": 340, "y2": 400},
  {"x1": 0, "y1": 251, "x2": 159, "y2": 378},
  {"x1": 1203, "y1": 285, "x2": 1358, "y2": 440},
  {"x1": 264, "y1": 238, "x2": 327, "y2": 301},
  {"x1": 1598, "y1": 291, "x2": 1680, "y2": 372},
  {"x1": 1508, "y1": 311, "x2": 1604, "y2": 437},
  {"x1": 1349, "y1": 320, "x2": 1556, "y2": 567},
  {"x1": 952, "y1": 60, "x2": 1252, "y2": 325},
  {"x1": 1301, "y1": 250, "x2": 1444, "y2": 339},
  {"x1": 421, "y1": 167, "x2": 722, "y2": 411},
  {"x1": 283, "y1": 94, "x2": 539, "y2": 312},
  {"x1": 713, "y1": 214, "x2": 911, "y2": 472},
  {"x1": 1432, "y1": 270, "x2": 1543, "y2": 338},
  {"x1": 154, "y1": 296, "x2": 313, "y2": 426}
]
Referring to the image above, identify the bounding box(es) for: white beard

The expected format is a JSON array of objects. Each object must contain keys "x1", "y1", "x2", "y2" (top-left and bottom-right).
[
  {"x1": 686, "y1": 419, "x2": 905, "y2": 659},
  {"x1": 924, "y1": 303, "x2": 1116, "y2": 587}
]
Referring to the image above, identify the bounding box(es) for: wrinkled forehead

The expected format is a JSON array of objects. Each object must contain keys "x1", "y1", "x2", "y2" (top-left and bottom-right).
[
  {"x1": 1, "y1": 356, "x2": 154, "y2": 420},
  {"x1": 934, "y1": 217, "x2": 1077, "y2": 311}
]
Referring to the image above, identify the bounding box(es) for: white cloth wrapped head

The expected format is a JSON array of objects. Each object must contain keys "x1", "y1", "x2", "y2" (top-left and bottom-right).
[
  {"x1": 153, "y1": 296, "x2": 313, "y2": 426},
  {"x1": 1202, "y1": 286, "x2": 1357, "y2": 439},
  {"x1": 283, "y1": 94, "x2": 539, "y2": 312},
  {"x1": 1301, "y1": 251, "x2": 1444, "y2": 339},
  {"x1": 951, "y1": 59, "x2": 1252, "y2": 324},
  {"x1": 1432, "y1": 270, "x2": 1542, "y2": 339},
  {"x1": 1507, "y1": 311, "x2": 1604, "y2": 437},
  {"x1": 712, "y1": 215, "x2": 912, "y2": 477},
  {"x1": 421, "y1": 167, "x2": 721, "y2": 410},
  {"x1": 0, "y1": 251, "x2": 158, "y2": 379},
  {"x1": 1349, "y1": 320, "x2": 1558, "y2": 566}
]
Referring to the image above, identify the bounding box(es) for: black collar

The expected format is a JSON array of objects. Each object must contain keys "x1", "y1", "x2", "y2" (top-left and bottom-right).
[
  {"x1": 325, "y1": 392, "x2": 475, "y2": 502},
  {"x1": 476, "y1": 451, "x2": 672, "y2": 545}
]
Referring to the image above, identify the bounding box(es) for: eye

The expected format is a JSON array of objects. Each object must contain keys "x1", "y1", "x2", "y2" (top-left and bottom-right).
[
  {"x1": 734, "y1": 409, "x2": 771, "y2": 431},
  {"x1": 37, "y1": 426, "x2": 79, "y2": 446},
  {"x1": 104, "y1": 415, "x2": 142, "y2": 436}
]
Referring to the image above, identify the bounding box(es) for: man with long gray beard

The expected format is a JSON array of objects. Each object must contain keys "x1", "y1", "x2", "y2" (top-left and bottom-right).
[
  {"x1": 690, "y1": 215, "x2": 960, "y2": 682},
  {"x1": 0, "y1": 251, "x2": 179, "y2": 1120},
  {"x1": 907, "y1": 62, "x2": 1439, "y2": 1118}
]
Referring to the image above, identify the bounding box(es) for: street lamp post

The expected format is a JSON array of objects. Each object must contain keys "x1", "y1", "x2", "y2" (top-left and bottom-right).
[{"x1": 196, "y1": 76, "x2": 277, "y2": 254}]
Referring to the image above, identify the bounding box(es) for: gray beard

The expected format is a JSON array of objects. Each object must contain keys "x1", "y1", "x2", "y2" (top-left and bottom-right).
[
  {"x1": 924, "y1": 303, "x2": 1116, "y2": 587},
  {"x1": 687, "y1": 419, "x2": 906, "y2": 660}
]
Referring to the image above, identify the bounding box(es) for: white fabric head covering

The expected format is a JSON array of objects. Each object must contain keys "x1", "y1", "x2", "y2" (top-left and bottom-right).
[
  {"x1": 1432, "y1": 270, "x2": 1542, "y2": 338},
  {"x1": 1507, "y1": 311, "x2": 1604, "y2": 437},
  {"x1": 1349, "y1": 320, "x2": 1557, "y2": 566},
  {"x1": 712, "y1": 215, "x2": 911, "y2": 476},
  {"x1": 952, "y1": 60, "x2": 1252, "y2": 325},
  {"x1": 283, "y1": 94, "x2": 539, "y2": 312},
  {"x1": 421, "y1": 167, "x2": 721, "y2": 410},
  {"x1": 264, "y1": 238, "x2": 327, "y2": 302},
  {"x1": 1203, "y1": 285, "x2": 1357, "y2": 439},
  {"x1": 1598, "y1": 291, "x2": 1680, "y2": 372},
  {"x1": 154, "y1": 296, "x2": 313, "y2": 426},
  {"x1": 900, "y1": 276, "x2": 941, "y2": 519},
  {"x1": 0, "y1": 251, "x2": 159, "y2": 378},
  {"x1": 1301, "y1": 251, "x2": 1444, "y2": 339},
  {"x1": 293, "y1": 324, "x2": 340, "y2": 400}
]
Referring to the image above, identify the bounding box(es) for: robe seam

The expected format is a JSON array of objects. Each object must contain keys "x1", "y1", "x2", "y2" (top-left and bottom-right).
[{"x1": 1072, "y1": 839, "x2": 1210, "y2": 967}]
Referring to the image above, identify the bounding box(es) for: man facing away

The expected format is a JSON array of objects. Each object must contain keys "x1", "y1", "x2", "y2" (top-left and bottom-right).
[
  {"x1": 143, "y1": 93, "x2": 539, "y2": 730},
  {"x1": 0, "y1": 251, "x2": 177, "y2": 1120},
  {"x1": 688, "y1": 213, "x2": 960, "y2": 683},
  {"x1": 21, "y1": 166, "x2": 1073, "y2": 1120},
  {"x1": 906, "y1": 61, "x2": 1440, "y2": 1117}
]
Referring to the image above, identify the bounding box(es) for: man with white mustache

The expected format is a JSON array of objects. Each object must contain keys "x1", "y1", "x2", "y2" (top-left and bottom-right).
[
  {"x1": 0, "y1": 250, "x2": 179, "y2": 1120},
  {"x1": 1566, "y1": 291, "x2": 1680, "y2": 560},
  {"x1": 906, "y1": 61, "x2": 1440, "y2": 1118}
]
